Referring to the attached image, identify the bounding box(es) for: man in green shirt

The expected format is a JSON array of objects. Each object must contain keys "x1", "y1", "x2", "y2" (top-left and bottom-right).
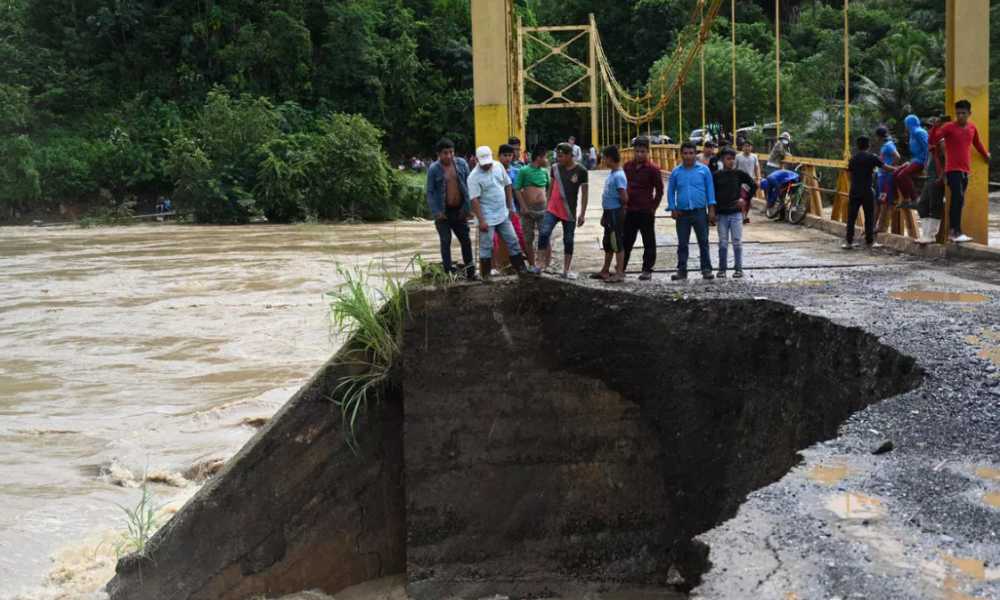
[{"x1": 513, "y1": 146, "x2": 550, "y2": 270}]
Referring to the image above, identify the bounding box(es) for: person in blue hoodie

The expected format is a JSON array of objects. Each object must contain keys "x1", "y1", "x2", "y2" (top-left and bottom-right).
[
  {"x1": 894, "y1": 115, "x2": 929, "y2": 209},
  {"x1": 873, "y1": 126, "x2": 899, "y2": 234}
]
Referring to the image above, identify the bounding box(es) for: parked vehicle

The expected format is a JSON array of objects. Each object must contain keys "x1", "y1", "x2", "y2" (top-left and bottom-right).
[{"x1": 631, "y1": 131, "x2": 672, "y2": 146}]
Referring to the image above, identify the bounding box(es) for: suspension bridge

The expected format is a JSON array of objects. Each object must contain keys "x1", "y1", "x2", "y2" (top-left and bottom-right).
[{"x1": 470, "y1": 0, "x2": 991, "y2": 246}]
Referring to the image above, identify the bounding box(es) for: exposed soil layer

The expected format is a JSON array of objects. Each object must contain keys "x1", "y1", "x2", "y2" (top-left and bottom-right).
[
  {"x1": 107, "y1": 279, "x2": 921, "y2": 600},
  {"x1": 402, "y1": 280, "x2": 922, "y2": 599}
]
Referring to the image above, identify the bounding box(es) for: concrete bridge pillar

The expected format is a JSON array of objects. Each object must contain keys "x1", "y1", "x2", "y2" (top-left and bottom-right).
[
  {"x1": 471, "y1": 0, "x2": 513, "y2": 153},
  {"x1": 945, "y1": 0, "x2": 990, "y2": 244}
]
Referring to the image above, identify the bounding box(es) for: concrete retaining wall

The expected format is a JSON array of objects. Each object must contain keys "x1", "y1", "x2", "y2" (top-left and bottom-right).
[{"x1": 107, "y1": 344, "x2": 406, "y2": 600}]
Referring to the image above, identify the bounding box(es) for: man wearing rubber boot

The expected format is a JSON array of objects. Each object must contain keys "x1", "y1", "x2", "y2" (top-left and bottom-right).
[{"x1": 467, "y1": 146, "x2": 529, "y2": 281}]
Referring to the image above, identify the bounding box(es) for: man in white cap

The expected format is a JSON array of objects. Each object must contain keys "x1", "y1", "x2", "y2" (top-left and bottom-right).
[
  {"x1": 766, "y1": 132, "x2": 792, "y2": 176},
  {"x1": 467, "y1": 145, "x2": 529, "y2": 280}
]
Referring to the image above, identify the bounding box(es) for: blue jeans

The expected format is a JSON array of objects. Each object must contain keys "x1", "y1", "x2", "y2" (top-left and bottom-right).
[
  {"x1": 479, "y1": 217, "x2": 522, "y2": 259},
  {"x1": 435, "y1": 207, "x2": 474, "y2": 278},
  {"x1": 537, "y1": 211, "x2": 576, "y2": 255},
  {"x1": 676, "y1": 209, "x2": 712, "y2": 274},
  {"x1": 716, "y1": 212, "x2": 744, "y2": 271}
]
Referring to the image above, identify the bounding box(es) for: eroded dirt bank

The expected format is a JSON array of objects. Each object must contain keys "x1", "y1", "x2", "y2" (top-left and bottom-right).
[{"x1": 107, "y1": 279, "x2": 922, "y2": 600}]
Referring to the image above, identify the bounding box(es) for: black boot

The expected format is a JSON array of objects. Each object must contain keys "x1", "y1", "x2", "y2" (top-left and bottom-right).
[
  {"x1": 479, "y1": 259, "x2": 492, "y2": 283},
  {"x1": 509, "y1": 253, "x2": 530, "y2": 277},
  {"x1": 465, "y1": 263, "x2": 480, "y2": 282}
]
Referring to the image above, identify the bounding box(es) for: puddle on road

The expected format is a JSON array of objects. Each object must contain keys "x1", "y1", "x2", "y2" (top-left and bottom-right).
[
  {"x1": 944, "y1": 557, "x2": 986, "y2": 600},
  {"x1": 890, "y1": 291, "x2": 989, "y2": 303},
  {"x1": 981, "y1": 331, "x2": 1000, "y2": 342},
  {"x1": 808, "y1": 459, "x2": 850, "y2": 486},
  {"x1": 975, "y1": 468, "x2": 1000, "y2": 480},
  {"x1": 963, "y1": 331, "x2": 1000, "y2": 368},
  {"x1": 826, "y1": 493, "x2": 885, "y2": 521}
]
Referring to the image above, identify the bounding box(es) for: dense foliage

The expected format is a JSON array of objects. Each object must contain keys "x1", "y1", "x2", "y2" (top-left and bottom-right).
[{"x1": 0, "y1": 0, "x2": 995, "y2": 222}]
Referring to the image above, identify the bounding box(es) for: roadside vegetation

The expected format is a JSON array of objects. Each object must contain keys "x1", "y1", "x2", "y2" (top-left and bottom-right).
[
  {"x1": 325, "y1": 255, "x2": 460, "y2": 446},
  {"x1": 326, "y1": 264, "x2": 407, "y2": 447},
  {"x1": 101, "y1": 479, "x2": 163, "y2": 561},
  {"x1": 0, "y1": 0, "x2": 996, "y2": 224}
]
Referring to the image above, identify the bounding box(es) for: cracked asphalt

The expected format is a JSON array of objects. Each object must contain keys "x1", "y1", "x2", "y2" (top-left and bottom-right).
[{"x1": 542, "y1": 171, "x2": 1000, "y2": 600}]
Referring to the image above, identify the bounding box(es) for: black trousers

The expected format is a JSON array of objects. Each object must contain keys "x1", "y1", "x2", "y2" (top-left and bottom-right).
[
  {"x1": 623, "y1": 208, "x2": 656, "y2": 273},
  {"x1": 947, "y1": 171, "x2": 969, "y2": 234},
  {"x1": 435, "y1": 207, "x2": 474, "y2": 279},
  {"x1": 847, "y1": 191, "x2": 875, "y2": 245}
]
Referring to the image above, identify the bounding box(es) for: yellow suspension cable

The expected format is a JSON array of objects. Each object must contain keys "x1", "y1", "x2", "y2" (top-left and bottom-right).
[
  {"x1": 602, "y1": 79, "x2": 607, "y2": 150},
  {"x1": 775, "y1": 0, "x2": 781, "y2": 139},
  {"x1": 618, "y1": 102, "x2": 622, "y2": 148},
  {"x1": 701, "y1": 0, "x2": 706, "y2": 144},
  {"x1": 731, "y1": 0, "x2": 737, "y2": 141},
  {"x1": 661, "y1": 79, "x2": 666, "y2": 143},
  {"x1": 679, "y1": 78, "x2": 684, "y2": 142},
  {"x1": 593, "y1": 0, "x2": 724, "y2": 122},
  {"x1": 647, "y1": 97, "x2": 652, "y2": 140},
  {"x1": 844, "y1": 0, "x2": 851, "y2": 160}
]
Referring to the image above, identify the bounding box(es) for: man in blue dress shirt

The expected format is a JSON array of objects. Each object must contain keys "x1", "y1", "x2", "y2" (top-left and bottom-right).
[{"x1": 667, "y1": 141, "x2": 717, "y2": 280}]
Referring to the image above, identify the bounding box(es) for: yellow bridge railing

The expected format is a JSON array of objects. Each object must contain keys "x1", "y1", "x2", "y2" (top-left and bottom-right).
[{"x1": 623, "y1": 145, "x2": 920, "y2": 239}]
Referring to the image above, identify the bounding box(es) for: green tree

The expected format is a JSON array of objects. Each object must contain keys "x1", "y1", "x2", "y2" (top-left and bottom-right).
[{"x1": 857, "y1": 56, "x2": 940, "y2": 133}]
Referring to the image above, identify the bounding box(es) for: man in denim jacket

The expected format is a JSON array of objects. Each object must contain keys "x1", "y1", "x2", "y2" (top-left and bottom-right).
[{"x1": 425, "y1": 138, "x2": 477, "y2": 281}]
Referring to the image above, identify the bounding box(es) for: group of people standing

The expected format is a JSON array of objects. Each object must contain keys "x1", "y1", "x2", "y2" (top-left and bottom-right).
[
  {"x1": 425, "y1": 99, "x2": 990, "y2": 283},
  {"x1": 425, "y1": 132, "x2": 758, "y2": 283},
  {"x1": 425, "y1": 136, "x2": 591, "y2": 282},
  {"x1": 845, "y1": 99, "x2": 990, "y2": 248}
]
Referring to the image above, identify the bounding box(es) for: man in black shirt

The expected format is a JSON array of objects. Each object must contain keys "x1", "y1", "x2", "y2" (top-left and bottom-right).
[
  {"x1": 712, "y1": 148, "x2": 757, "y2": 277},
  {"x1": 845, "y1": 136, "x2": 897, "y2": 249}
]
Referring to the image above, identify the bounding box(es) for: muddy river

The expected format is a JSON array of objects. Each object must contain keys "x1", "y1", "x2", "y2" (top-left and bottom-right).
[{"x1": 0, "y1": 223, "x2": 439, "y2": 598}]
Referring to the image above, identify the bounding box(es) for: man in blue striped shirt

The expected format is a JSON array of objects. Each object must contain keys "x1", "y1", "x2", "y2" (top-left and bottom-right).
[{"x1": 667, "y1": 141, "x2": 717, "y2": 280}]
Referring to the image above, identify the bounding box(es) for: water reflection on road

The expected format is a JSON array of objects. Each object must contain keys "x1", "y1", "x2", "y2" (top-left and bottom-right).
[{"x1": 0, "y1": 222, "x2": 438, "y2": 596}]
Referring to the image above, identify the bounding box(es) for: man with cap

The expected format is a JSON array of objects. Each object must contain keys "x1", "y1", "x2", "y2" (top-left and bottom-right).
[
  {"x1": 467, "y1": 145, "x2": 529, "y2": 280},
  {"x1": 766, "y1": 132, "x2": 791, "y2": 176}
]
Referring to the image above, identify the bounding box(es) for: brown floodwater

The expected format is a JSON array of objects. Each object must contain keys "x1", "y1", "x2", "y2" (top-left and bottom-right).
[{"x1": 0, "y1": 222, "x2": 439, "y2": 597}]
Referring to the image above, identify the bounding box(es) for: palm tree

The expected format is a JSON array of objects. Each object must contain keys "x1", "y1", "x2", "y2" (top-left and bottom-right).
[{"x1": 856, "y1": 57, "x2": 940, "y2": 130}]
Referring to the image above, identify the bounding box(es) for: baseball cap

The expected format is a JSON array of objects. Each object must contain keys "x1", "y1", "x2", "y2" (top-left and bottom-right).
[{"x1": 476, "y1": 146, "x2": 494, "y2": 166}]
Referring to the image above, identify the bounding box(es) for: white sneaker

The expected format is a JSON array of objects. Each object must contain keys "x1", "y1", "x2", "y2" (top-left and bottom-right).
[
  {"x1": 560, "y1": 271, "x2": 578, "y2": 280},
  {"x1": 867, "y1": 242, "x2": 884, "y2": 249},
  {"x1": 953, "y1": 234, "x2": 973, "y2": 244},
  {"x1": 490, "y1": 269, "x2": 500, "y2": 276},
  {"x1": 841, "y1": 242, "x2": 854, "y2": 250}
]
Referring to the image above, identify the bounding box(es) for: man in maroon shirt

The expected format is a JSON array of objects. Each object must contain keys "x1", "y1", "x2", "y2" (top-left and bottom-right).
[
  {"x1": 929, "y1": 99, "x2": 992, "y2": 243},
  {"x1": 622, "y1": 136, "x2": 664, "y2": 280}
]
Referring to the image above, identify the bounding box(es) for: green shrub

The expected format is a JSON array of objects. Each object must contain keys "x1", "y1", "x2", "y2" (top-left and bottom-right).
[
  {"x1": 326, "y1": 263, "x2": 407, "y2": 446},
  {"x1": 96, "y1": 189, "x2": 136, "y2": 226},
  {"x1": 254, "y1": 134, "x2": 314, "y2": 222},
  {"x1": 197, "y1": 86, "x2": 280, "y2": 183},
  {"x1": 393, "y1": 172, "x2": 430, "y2": 219},
  {"x1": 167, "y1": 136, "x2": 250, "y2": 224},
  {"x1": 307, "y1": 114, "x2": 397, "y2": 221},
  {"x1": 0, "y1": 134, "x2": 40, "y2": 219},
  {"x1": 35, "y1": 134, "x2": 103, "y2": 201}
]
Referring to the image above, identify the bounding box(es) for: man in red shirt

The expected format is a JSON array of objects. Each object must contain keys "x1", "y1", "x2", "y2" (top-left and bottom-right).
[
  {"x1": 929, "y1": 99, "x2": 991, "y2": 243},
  {"x1": 622, "y1": 136, "x2": 664, "y2": 280}
]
